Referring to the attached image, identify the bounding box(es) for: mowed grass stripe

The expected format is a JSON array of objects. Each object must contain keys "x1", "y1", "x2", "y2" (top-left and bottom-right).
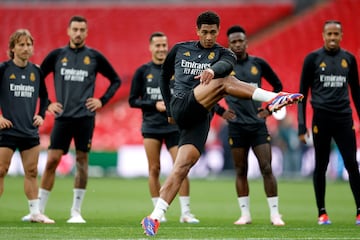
[{"x1": 0, "y1": 177, "x2": 359, "y2": 239}]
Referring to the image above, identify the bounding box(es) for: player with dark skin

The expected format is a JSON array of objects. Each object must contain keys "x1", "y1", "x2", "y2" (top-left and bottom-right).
[
  {"x1": 141, "y1": 11, "x2": 302, "y2": 236},
  {"x1": 298, "y1": 20, "x2": 360, "y2": 225},
  {"x1": 224, "y1": 25, "x2": 284, "y2": 226},
  {"x1": 129, "y1": 32, "x2": 199, "y2": 223}
]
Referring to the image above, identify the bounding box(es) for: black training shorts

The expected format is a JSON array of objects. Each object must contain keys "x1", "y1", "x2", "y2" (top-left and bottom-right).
[
  {"x1": 49, "y1": 116, "x2": 95, "y2": 153},
  {"x1": 171, "y1": 90, "x2": 209, "y2": 129},
  {"x1": 171, "y1": 91, "x2": 212, "y2": 153},
  {"x1": 0, "y1": 134, "x2": 39, "y2": 151},
  {"x1": 228, "y1": 122, "x2": 270, "y2": 148},
  {"x1": 142, "y1": 131, "x2": 180, "y2": 149}
]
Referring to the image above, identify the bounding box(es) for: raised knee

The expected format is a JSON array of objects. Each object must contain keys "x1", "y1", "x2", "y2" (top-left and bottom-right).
[{"x1": 212, "y1": 79, "x2": 226, "y2": 93}]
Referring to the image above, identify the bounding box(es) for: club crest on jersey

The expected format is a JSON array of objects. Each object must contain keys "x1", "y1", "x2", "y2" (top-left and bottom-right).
[
  {"x1": 183, "y1": 51, "x2": 190, "y2": 57},
  {"x1": 319, "y1": 62, "x2": 326, "y2": 71},
  {"x1": 84, "y1": 56, "x2": 90, "y2": 65},
  {"x1": 251, "y1": 66, "x2": 258, "y2": 75},
  {"x1": 146, "y1": 74, "x2": 153, "y2": 82},
  {"x1": 9, "y1": 73, "x2": 16, "y2": 80},
  {"x1": 313, "y1": 125, "x2": 318, "y2": 134},
  {"x1": 30, "y1": 72, "x2": 36, "y2": 82},
  {"x1": 208, "y1": 52, "x2": 215, "y2": 60},
  {"x1": 341, "y1": 59, "x2": 348, "y2": 68},
  {"x1": 61, "y1": 57, "x2": 68, "y2": 66},
  {"x1": 228, "y1": 137, "x2": 233, "y2": 146}
]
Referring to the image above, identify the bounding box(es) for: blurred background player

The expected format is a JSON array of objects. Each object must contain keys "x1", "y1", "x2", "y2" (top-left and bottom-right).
[
  {"x1": 0, "y1": 29, "x2": 54, "y2": 223},
  {"x1": 129, "y1": 32, "x2": 199, "y2": 223},
  {"x1": 22, "y1": 15, "x2": 121, "y2": 223},
  {"x1": 298, "y1": 20, "x2": 360, "y2": 225},
  {"x1": 141, "y1": 10, "x2": 302, "y2": 236},
  {"x1": 222, "y1": 25, "x2": 285, "y2": 226}
]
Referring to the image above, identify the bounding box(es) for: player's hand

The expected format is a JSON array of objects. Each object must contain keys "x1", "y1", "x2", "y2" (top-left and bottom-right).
[
  {"x1": 0, "y1": 115, "x2": 13, "y2": 129},
  {"x1": 156, "y1": 101, "x2": 166, "y2": 112},
  {"x1": 48, "y1": 102, "x2": 63, "y2": 115},
  {"x1": 86, "y1": 98, "x2": 102, "y2": 112},
  {"x1": 168, "y1": 117, "x2": 176, "y2": 125},
  {"x1": 257, "y1": 108, "x2": 271, "y2": 118},
  {"x1": 298, "y1": 131, "x2": 309, "y2": 144},
  {"x1": 194, "y1": 68, "x2": 214, "y2": 85},
  {"x1": 33, "y1": 115, "x2": 44, "y2": 127},
  {"x1": 222, "y1": 109, "x2": 236, "y2": 120}
]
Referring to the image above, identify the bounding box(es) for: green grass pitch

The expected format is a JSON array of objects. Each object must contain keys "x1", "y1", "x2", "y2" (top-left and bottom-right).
[{"x1": 0, "y1": 176, "x2": 359, "y2": 239}]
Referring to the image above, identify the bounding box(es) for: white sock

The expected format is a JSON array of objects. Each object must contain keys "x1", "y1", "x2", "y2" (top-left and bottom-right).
[
  {"x1": 38, "y1": 188, "x2": 50, "y2": 214},
  {"x1": 267, "y1": 196, "x2": 280, "y2": 216},
  {"x1": 71, "y1": 188, "x2": 86, "y2": 215},
  {"x1": 152, "y1": 197, "x2": 159, "y2": 207},
  {"x1": 252, "y1": 88, "x2": 277, "y2": 102},
  {"x1": 238, "y1": 196, "x2": 250, "y2": 217},
  {"x1": 29, "y1": 199, "x2": 40, "y2": 215},
  {"x1": 150, "y1": 198, "x2": 169, "y2": 220},
  {"x1": 179, "y1": 196, "x2": 191, "y2": 215}
]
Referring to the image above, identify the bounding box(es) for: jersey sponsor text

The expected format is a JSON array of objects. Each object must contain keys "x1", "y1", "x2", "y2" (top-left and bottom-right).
[
  {"x1": 61, "y1": 68, "x2": 89, "y2": 82},
  {"x1": 320, "y1": 74, "x2": 346, "y2": 87},
  {"x1": 10, "y1": 83, "x2": 35, "y2": 98},
  {"x1": 181, "y1": 59, "x2": 210, "y2": 75}
]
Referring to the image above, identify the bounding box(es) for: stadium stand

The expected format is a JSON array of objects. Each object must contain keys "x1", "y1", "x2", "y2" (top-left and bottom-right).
[
  {"x1": 0, "y1": 1, "x2": 295, "y2": 150},
  {"x1": 248, "y1": 0, "x2": 360, "y2": 135},
  {"x1": 2, "y1": 0, "x2": 359, "y2": 150}
]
